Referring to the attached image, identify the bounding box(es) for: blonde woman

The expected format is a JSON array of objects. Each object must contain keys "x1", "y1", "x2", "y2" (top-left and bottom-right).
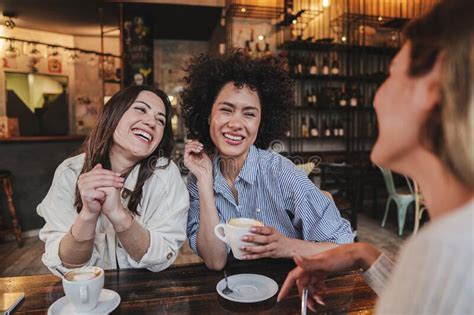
[{"x1": 278, "y1": 0, "x2": 474, "y2": 314}]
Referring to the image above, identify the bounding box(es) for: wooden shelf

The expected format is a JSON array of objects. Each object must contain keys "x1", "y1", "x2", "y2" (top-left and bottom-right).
[
  {"x1": 285, "y1": 136, "x2": 346, "y2": 140},
  {"x1": 104, "y1": 79, "x2": 121, "y2": 84},
  {"x1": 0, "y1": 135, "x2": 86, "y2": 143},
  {"x1": 280, "y1": 41, "x2": 399, "y2": 55},
  {"x1": 290, "y1": 73, "x2": 387, "y2": 84},
  {"x1": 293, "y1": 106, "x2": 374, "y2": 111}
]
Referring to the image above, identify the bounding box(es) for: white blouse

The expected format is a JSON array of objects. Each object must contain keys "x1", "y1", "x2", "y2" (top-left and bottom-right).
[
  {"x1": 364, "y1": 198, "x2": 474, "y2": 314},
  {"x1": 37, "y1": 153, "x2": 190, "y2": 275}
]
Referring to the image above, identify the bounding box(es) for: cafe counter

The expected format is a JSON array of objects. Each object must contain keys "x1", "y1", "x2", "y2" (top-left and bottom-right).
[{"x1": 0, "y1": 136, "x2": 86, "y2": 232}]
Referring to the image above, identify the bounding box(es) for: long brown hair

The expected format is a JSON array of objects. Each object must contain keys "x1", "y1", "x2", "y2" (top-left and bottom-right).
[
  {"x1": 404, "y1": 0, "x2": 474, "y2": 188},
  {"x1": 74, "y1": 85, "x2": 174, "y2": 214}
]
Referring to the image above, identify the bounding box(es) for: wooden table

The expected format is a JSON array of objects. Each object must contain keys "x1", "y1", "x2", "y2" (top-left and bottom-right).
[{"x1": 0, "y1": 259, "x2": 377, "y2": 314}]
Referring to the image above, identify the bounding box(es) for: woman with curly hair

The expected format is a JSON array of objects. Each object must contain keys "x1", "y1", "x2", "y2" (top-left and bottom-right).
[
  {"x1": 38, "y1": 86, "x2": 189, "y2": 274},
  {"x1": 182, "y1": 50, "x2": 354, "y2": 270},
  {"x1": 278, "y1": 0, "x2": 474, "y2": 313}
]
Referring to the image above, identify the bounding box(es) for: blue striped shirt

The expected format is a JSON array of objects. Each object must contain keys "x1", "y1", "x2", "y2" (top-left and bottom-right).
[{"x1": 186, "y1": 146, "x2": 354, "y2": 254}]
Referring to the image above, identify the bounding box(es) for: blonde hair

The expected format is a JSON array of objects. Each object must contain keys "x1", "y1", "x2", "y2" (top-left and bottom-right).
[
  {"x1": 441, "y1": 35, "x2": 474, "y2": 188},
  {"x1": 404, "y1": 0, "x2": 474, "y2": 188}
]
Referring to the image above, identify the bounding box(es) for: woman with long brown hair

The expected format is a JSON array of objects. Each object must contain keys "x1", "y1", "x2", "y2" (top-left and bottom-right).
[
  {"x1": 38, "y1": 86, "x2": 189, "y2": 274},
  {"x1": 278, "y1": 0, "x2": 473, "y2": 313}
]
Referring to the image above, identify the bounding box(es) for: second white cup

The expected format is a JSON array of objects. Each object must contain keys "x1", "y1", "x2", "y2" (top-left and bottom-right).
[
  {"x1": 214, "y1": 218, "x2": 264, "y2": 259},
  {"x1": 62, "y1": 266, "x2": 104, "y2": 312}
]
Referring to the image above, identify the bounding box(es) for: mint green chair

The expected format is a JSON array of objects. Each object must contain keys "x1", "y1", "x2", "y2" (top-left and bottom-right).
[{"x1": 378, "y1": 166, "x2": 416, "y2": 236}]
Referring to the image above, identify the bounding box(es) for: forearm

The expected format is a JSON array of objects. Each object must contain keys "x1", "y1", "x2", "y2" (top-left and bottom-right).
[
  {"x1": 195, "y1": 177, "x2": 228, "y2": 270},
  {"x1": 107, "y1": 206, "x2": 150, "y2": 262},
  {"x1": 285, "y1": 238, "x2": 339, "y2": 258},
  {"x1": 59, "y1": 210, "x2": 98, "y2": 267},
  {"x1": 116, "y1": 219, "x2": 150, "y2": 262}
]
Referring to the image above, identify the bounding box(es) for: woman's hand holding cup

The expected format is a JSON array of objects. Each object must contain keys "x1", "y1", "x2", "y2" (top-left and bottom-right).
[{"x1": 214, "y1": 218, "x2": 264, "y2": 259}]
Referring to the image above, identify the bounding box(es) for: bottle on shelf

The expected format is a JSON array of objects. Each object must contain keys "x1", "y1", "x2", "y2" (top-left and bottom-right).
[
  {"x1": 309, "y1": 117, "x2": 319, "y2": 137},
  {"x1": 244, "y1": 40, "x2": 252, "y2": 54},
  {"x1": 301, "y1": 117, "x2": 309, "y2": 138},
  {"x1": 296, "y1": 56, "x2": 304, "y2": 75},
  {"x1": 339, "y1": 85, "x2": 348, "y2": 107},
  {"x1": 350, "y1": 85, "x2": 359, "y2": 107},
  {"x1": 322, "y1": 119, "x2": 331, "y2": 137},
  {"x1": 311, "y1": 88, "x2": 317, "y2": 106},
  {"x1": 331, "y1": 59, "x2": 340, "y2": 75},
  {"x1": 338, "y1": 119, "x2": 345, "y2": 137},
  {"x1": 332, "y1": 119, "x2": 339, "y2": 137},
  {"x1": 309, "y1": 54, "x2": 318, "y2": 75},
  {"x1": 305, "y1": 88, "x2": 312, "y2": 107},
  {"x1": 322, "y1": 57, "x2": 330, "y2": 75}
]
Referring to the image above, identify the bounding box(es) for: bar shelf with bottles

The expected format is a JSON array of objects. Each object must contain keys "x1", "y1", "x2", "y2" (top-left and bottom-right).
[{"x1": 283, "y1": 38, "x2": 393, "y2": 153}]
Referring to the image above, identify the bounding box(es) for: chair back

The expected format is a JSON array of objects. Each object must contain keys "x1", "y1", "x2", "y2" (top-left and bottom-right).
[{"x1": 377, "y1": 166, "x2": 397, "y2": 196}]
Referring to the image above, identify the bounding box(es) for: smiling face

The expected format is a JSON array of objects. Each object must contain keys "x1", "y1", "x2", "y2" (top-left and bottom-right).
[
  {"x1": 371, "y1": 42, "x2": 442, "y2": 172},
  {"x1": 112, "y1": 90, "x2": 166, "y2": 162},
  {"x1": 209, "y1": 82, "x2": 261, "y2": 166}
]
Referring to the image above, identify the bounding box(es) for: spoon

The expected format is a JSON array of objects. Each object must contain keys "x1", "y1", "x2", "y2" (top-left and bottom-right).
[
  {"x1": 222, "y1": 270, "x2": 233, "y2": 295},
  {"x1": 301, "y1": 288, "x2": 308, "y2": 315},
  {"x1": 55, "y1": 267, "x2": 66, "y2": 278}
]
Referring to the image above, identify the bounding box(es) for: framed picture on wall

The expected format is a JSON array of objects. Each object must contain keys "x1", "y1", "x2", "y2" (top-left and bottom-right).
[{"x1": 48, "y1": 58, "x2": 62, "y2": 73}]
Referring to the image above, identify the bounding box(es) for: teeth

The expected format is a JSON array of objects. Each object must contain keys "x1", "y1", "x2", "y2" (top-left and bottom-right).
[
  {"x1": 133, "y1": 129, "x2": 152, "y2": 142},
  {"x1": 224, "y1": 133, "x2": 243, "y2": 141}
]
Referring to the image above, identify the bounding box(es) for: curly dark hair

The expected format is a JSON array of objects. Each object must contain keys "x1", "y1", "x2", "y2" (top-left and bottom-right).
[{"x1": 180, "y1": 50, "x2": 294, "y2": 151}]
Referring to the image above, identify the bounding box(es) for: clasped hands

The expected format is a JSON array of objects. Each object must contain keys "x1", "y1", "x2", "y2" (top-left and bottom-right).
[{"x1": 77, "y1": 163, "x2": 132, "y2": 230}]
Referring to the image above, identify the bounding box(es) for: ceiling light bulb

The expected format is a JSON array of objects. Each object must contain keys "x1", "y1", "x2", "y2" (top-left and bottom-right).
[
  {"x1": 240, "y1": 7, "x2": 246, "y2": 13},
  {"x1": 258, "y1": 35, "x2": 264, "y2": 41},
  {"x1": 322, "y1": 0, "x2": 330, "y2": 8}
]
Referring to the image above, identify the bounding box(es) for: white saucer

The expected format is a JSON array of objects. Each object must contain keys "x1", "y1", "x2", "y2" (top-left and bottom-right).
[
  {"x1": 48, "y1": 288, "x2": 120, "y2": 315},
  {"x1": 216, "y1": 273, "x2": 278, "y2": 303}
]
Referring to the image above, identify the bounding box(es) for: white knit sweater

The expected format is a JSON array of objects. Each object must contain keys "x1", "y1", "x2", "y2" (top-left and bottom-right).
[{"x1": 364, "y1": 199, "x2": 474, "y2": 315}]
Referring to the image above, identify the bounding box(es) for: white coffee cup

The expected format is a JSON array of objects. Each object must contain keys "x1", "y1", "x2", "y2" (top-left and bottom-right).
[
  {"x1": 214, "y1": 218, "x2": 264, "y2": 259},
  {"x1": 62, "y1": 266, "x2": 104, "y2": 312}
]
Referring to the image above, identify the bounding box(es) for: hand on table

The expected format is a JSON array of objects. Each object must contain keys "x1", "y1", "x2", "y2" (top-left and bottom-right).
[
  {"x1": 240, "y1": 225, "x2": 291, "y2": 259},
  {"x1": 277, "y1": 243, "x2": 381, "y2": 311}
]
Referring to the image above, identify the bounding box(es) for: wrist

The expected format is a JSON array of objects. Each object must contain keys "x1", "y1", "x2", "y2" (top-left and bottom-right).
[
  {"x1": 354, "y1": 243, "x2": 381, "y2": 271},
  {"x1": 279, "y1": 236, "x2": 294, "y2": 258},
  {"x1": 196, "y1": 173, "x2": 213, "y2": 186},
  {"x1": 79, "y1": 208, "x2": 100, "y2": 222},
  {"x1": 107, "y1": 206, "x2": 133, "y2": 231}
]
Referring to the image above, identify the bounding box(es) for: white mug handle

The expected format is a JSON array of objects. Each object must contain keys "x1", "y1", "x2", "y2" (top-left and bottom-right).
[
  {"x1": 214, "y1": 223, "x2": 228, "y2": 244},
  {"x1": 80, "y1": 286, "x2": 88, "y2": 304}
]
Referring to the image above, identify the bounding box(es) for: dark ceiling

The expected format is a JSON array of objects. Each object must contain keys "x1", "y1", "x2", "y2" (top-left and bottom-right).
[
  {"x1": 124, "y1": 3, "x2": 222, "y2": 41},
  {"x1": 0, "y1": 0, "x2": 221, "y2": 40}
]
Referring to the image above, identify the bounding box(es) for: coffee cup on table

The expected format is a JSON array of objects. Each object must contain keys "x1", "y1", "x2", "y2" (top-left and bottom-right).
[
  {"x1": 214, "y1": 218, "x2": 264, "y2": 259},
  {"x1": 62, "y1": 266, "x2": 104, "y2": 312}
]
